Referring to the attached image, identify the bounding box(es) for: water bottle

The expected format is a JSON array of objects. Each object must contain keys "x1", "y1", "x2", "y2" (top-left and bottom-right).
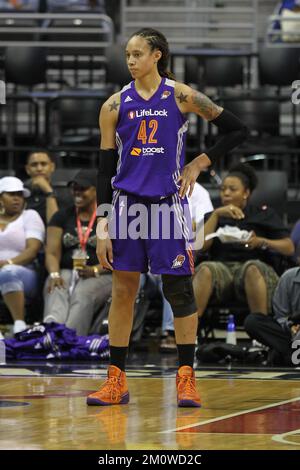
[
  {"x1": 100, "y1": 319, "x2": 109, "y2": 336},
  {"x1": 226, "y1": 314, "x2": 237, "y2": 345},
  {"x1": 0, "y1": 332, "x2": 6, "y2": 365}
]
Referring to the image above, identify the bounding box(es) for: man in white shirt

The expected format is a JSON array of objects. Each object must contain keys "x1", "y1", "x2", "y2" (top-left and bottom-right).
[{"x1": 188, "y1": 181, "x2": 214, "y2": 235}]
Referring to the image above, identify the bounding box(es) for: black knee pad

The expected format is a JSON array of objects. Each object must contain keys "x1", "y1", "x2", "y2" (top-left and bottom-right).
[{"x1": 162, "y1": 274, "x2": 196, "y2": 317}]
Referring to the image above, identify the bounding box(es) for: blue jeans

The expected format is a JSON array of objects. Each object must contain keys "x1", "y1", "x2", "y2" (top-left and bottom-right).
[{"x1": 0, "y1": 265, "x2": 38, "y2": 298}]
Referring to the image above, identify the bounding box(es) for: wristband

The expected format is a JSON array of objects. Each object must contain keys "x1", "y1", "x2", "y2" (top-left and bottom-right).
[
  {"x1": 45, "y1": 191, "x2": 56, "y2": 198},
  {"x1": 50, "y1": 272, "x2": 61, "y2": 279}
]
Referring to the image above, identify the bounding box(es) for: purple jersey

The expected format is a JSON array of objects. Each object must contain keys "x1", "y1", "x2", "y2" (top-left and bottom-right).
[
  {"x1": 113, "y1": 78, "x2": 188, "y2": 200},
  {"x1": 5, "y1": 323, "x2": 109, "y2": 360}
]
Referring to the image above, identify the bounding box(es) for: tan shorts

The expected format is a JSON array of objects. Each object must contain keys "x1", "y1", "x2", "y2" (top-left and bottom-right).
[{"x1": 195, "y1": 260, "x2": 279, "y2": 313}]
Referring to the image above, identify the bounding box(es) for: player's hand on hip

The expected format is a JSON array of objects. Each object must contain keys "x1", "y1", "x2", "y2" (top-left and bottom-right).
[
  {"x1": 96, "y1": 237, "x2": 113, "y2": 271},
  {"x1": 178, "y1": 153, "x2": 211, "y2": 198}
]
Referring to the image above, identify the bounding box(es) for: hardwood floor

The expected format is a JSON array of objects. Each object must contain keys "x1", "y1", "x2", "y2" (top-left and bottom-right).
[{"x1": 1, "y1": 366, "x2": 300, "y2": 450}]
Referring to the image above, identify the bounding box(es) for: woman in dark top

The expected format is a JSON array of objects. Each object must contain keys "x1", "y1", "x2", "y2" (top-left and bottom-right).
[
  {"x1": 43, "y1": 169, "x2": 112, "y2": 336},
  {"x1": 193, "y1": 163, "x2": 294, "y2": 318}
]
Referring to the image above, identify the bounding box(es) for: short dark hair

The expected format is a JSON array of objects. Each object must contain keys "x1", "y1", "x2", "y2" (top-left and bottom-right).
[
  {"x1": 26, "y1": 150, "x2": 55, "y2": 165},
  {"x1": 227, "y1": 163, "x2": 258, "y2": 193}
]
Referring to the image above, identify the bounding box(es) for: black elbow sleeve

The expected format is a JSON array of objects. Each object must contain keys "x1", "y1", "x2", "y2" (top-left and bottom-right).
[
  {"x1": 205, "y1": 109, "x2": 249, "y2": 163},
  {"x1": 97, "y1": 149, "x2": 119, "y2": 209},
  {"x1": 210, "y1": 108, "x2": 247, "y2": 133}
]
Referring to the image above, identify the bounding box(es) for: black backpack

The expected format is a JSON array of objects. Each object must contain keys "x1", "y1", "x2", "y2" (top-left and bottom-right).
[{"x1": 196, "y1": 341, "x2": 268, "y2": 365}]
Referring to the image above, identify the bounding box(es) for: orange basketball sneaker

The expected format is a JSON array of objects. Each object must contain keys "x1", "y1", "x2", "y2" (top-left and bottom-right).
[
  {"x1": 176, "y1": 365, "x2": 201, "y2": 408},
  {"x1": 87, "y1": 365, "x2": 129, "y2": 406}
]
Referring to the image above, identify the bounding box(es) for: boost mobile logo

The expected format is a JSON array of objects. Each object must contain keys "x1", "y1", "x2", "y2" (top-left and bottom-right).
[
  {"x1": 130, "y1": 147, "x2": 142, "y2": 156},
  {"x1": 142, "y1": 147, "x2": 164, "y2": 154},
  {"x1": 130, "y1": 147, "x2": 165, "y2": 155}
]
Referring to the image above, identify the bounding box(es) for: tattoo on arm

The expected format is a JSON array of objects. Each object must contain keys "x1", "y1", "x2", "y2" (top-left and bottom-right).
[
  {"x1": 177, "y1": 92, "x2": 188, "y2": 103},
  {"x1": 191, "y1": 91, "x2": 221, "y2": 120},
  {"x1": 109, "y1": 101, "x2": 120, "y2": 112}
]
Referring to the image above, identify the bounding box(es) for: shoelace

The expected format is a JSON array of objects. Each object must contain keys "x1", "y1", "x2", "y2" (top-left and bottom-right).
[
  {"x1": 102, "y1": 376, "x2": 122, "y2": 402},
  {"x1": 178, "y1": 375, "x2": 196, "y2": 398}
]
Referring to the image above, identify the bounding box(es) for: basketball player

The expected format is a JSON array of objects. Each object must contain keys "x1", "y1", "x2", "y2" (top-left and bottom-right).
[{"x1": 87, "y1": 28, "x2": 248, "y2": 407}]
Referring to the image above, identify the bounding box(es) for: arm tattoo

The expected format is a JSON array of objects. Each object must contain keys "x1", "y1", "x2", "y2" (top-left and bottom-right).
[
  {"x1": 191, "y1": 91, "x2": 221, "y2": 120},
  {"x1": 177, "y1": 92, "x2": 188, "y2": 103},
  {"x1": 109, "y1": 101, "x2": 120, "y2": 112}
]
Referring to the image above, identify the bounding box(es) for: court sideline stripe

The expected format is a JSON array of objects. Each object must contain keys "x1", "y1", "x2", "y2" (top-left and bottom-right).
[{"x1": 160, "y1": 396, "x2": 300, "y2": 434}]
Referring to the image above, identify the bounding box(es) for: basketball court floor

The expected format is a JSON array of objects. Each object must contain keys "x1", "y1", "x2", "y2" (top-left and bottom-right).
[{"x1": 1, "y1": 353, "x2": 300, "y2": 450}]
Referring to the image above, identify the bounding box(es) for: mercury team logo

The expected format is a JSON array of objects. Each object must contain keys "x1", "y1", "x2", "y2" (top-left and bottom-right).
[
  {"x1": 172, "y1": 254, "x2": 186, "y2": 269},
  {"x1": 128, "y1": 111, "x2": 135, "y2": 120},
  {"x1": 130, "y1": 147, "x2": 142, "y2": 156},
  {"x1": 161, "y1": 90, "x2": 171, "y2": 100}
]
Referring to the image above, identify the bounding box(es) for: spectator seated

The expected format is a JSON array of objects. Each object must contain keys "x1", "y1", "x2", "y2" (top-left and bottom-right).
[
  {"x1": 43, "y1": 169, "x2": 112, "y2": 336},
  {"x1": 193, "y1": 164, "x2": 294, "y2": 341},
  {"x1": 0, "y1": 176, "x2": 45, "y2": 334}
]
